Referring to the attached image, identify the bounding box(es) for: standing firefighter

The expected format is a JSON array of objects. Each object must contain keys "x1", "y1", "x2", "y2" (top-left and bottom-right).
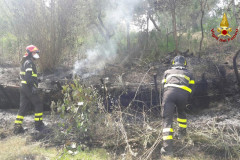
[
  {"x1": 14, "y1": 45, "x2": 45, "y2": 134},
  {"x1": 161, "y1": 56, "x2": 195, "y2": 156}
]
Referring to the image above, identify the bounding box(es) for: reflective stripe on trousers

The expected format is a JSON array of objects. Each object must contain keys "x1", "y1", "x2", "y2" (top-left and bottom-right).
[
  {"x1": 15, "y1": 115, "x2": 24, "y2": 124},
  {"x1": 177, "y1": 118, "x2": 187, "y2": 128},
  {"x1": 162, "y1": 128, "x2": 174, "y2": 140},
  {"x1": 35, "y1": 112, "x2": 43, "y2": 122}
]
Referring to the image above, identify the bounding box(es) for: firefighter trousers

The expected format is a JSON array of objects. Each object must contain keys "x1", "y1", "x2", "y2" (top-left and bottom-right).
[
  {"x1": 161, "y1": 87, "x2": 189, "y2": 153},
  {"x1": 15, "y1": 85, "x2": 43, "y2": 126}
]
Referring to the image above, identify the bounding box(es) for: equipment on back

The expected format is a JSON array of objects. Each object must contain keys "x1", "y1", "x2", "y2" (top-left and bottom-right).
[
  {"x1": 172, "y1": 56, "x2": 187, "y2": 67},
  {"x1": 20, "y1": 60, "x2": 38, "y2": 87}
]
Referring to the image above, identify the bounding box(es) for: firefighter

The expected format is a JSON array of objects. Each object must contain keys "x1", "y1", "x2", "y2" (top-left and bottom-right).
[
  {"x1": 13, "y1": 45, "x2": 45, "y2": 134},
  {"x1": 160, "y1": 55, "x2": 195, "y2": 156}
]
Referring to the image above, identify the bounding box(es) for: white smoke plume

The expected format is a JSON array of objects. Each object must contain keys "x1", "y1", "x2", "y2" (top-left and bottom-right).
[
  {"x1": 74, "y1": 39, "x2": 117, "y2": 78},
  {"x1": 74, "y1": 0, "x2": 141, "y2": 78}
]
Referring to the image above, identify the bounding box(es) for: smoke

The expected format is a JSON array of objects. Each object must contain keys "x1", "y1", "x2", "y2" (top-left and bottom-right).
[
  {"x1": 74, "y1": 39, "x2": 117, "y2": 78},
  {"x1": 73, "y1": 0, "x2": 141, "y2": 78},
  {"x1": 106, "y1": 0, "x2": 140, "y2": 24}
]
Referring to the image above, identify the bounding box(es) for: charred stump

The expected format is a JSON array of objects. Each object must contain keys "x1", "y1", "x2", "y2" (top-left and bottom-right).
[
  {"x1": 191, "y1": 73, "x2": 209, "y2": 112},
  {"x1": 233, "y1": 49, "x2": 240, "y2": 86}
]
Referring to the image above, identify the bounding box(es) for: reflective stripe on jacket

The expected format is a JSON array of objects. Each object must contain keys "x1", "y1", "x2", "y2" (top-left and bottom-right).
[
  {"x1": 162, "y1": 67, "x2": 194, "y2": 93},
  {"x1": 20, "y1": 59, "x2": 38, "y2": 87}
]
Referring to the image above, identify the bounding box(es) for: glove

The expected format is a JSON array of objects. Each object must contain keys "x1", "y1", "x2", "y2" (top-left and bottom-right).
[
  {"x1": 186, "y1": 104, "x2": 192, "y2": 110},
  {"x1": 32, "y1": 87, "x2": 38, "y2": 94}
]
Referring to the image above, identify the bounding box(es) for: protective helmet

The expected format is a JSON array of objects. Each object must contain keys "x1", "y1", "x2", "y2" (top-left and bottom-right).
[
  {"x1": 24, "y1": 45, "x2": 40, "y2": 59},
  {"x1": 172, "y1": 55, "x2": 187, "y2": 66}
]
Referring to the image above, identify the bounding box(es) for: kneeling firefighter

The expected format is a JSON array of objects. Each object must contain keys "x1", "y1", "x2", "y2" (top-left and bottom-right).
[
  {"x1": 14, "y1": 45, "x2": 45, "y2": 134},
  {"x1": 160, "y1": 56, "x2": 195, "y2": 156}
]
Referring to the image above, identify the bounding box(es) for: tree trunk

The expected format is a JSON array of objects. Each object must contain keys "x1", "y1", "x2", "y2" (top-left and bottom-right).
[
  {"x1": 199, "y1": 0, "x2": 204, "y2": 51},
  {"x1": 149, "y1": 14, "x2": 161, "y2": 33},
  {"x1": 166, "y1": 28, "x2": 169, "y2": 51},
  {"x1": 50, "y1": 0, "x2": 56, "y2": 71},
  {"x1": 17, "y1": 39, "x2": 20, "y2": 62},
  {"x1": 233, "y1": 0, "x2": 238, "y2": 26},
  {"x1": 200, "y1": 0, "x2": 207, "y2": 51},
  {"x1": 1, "y1": 37, "x2": 3, "y2": 64},
  {"x1": 141, "y1": 14, "x2": 149, "y2": 60},
  {"x1": 98, "y1": 13, "x2": 113, "y2": 40},
  {"x1": 94, "y1": 23, "x2": 108, "y2": 41},
  {"x1": 126, "y1": 21, "x2": 130, "y2": 52},
  {"x1": 170, "y1": 0, "x2": 178, "y2": 55},
  {"x1": 145, "y1": 13, "x2": 149, "y2": 50},
  {"x1": 0, "y1": 37, "x2": 4, "y2": 65}
]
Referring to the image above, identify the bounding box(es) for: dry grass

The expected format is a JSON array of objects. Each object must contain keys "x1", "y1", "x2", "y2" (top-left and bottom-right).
[
  {"x1": 185, "y1": 103, "x2": 240, "y2": 160},
  {"x1": 0, "y1": 135, "x2": 110, "y2": 160},
  {"x1": 0, "y1": 136, "x2": 57, "y2": 160},
  {"x1": 1, "y1": 102, "x2": 240, "y2": 160}
]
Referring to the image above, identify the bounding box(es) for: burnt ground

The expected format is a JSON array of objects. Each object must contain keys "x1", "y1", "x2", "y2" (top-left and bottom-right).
[
  {"x1": 0, "y1": 94, "x2": 240, "y2": 160},
  {"x1": 1, "y1": 44, "x2": 240, "y2": 159},
  {"x1": 0, "y1": 47, "x2": 238, "y2": 111},
  {"x1": 0, "y1": 109, "x2": 58, "y2": 139}
]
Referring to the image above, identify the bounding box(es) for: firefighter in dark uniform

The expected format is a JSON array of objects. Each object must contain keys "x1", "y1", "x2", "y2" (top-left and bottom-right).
[
  {"x1": 160, "y1": 55, "x2": 195, "y2": 156},
  {"x1": 13, "y1": 45, "x2": 45, "y2": 134}
]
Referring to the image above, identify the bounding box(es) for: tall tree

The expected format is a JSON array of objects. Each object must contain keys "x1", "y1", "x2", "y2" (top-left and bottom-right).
[
  {"x1": 199, "y1": 0, "x2": 208, "y2": 51},
  {"x1": 7, "y1": 0, "x2": 79, "y2": 72},
  {"x1": 169, "y1": 0, "x2": 178, "y2": 54},
  {"x1": 152, "y1": 0, "x2": 191, "y2": 55}
]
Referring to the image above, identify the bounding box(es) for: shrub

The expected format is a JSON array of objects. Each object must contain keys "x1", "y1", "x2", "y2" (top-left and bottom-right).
[{"x1": 50, "y1": 79, "x2": 104, "y2": 142}]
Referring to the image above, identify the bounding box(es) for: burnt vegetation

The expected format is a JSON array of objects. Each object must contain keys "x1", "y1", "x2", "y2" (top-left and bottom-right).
[{"x1": 1, "y1": 0, "x2": 240, "y2": 159}]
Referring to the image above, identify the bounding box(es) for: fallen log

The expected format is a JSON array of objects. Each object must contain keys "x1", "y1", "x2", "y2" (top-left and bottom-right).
[
  {"x1": 0, "y1": 76, "x2": 231, "y2": 114},
  {"x1": 0, "y1": 83, "x2": 63, "y2": 110},
  {"x1": 0, "y1": 84, "x2": 19, "y2": 109}
]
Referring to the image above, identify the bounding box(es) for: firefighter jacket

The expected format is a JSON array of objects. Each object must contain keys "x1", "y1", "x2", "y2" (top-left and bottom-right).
[
  {"x1": 162, "y1": 67, "x2": 195, "y2": 93},
  {"x1": 20, "y1": 59, "x2": 38, "y2": 88}
]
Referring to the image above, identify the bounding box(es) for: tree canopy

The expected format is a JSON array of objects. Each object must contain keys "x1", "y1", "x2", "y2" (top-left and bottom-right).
[{"x1": 0, "y1": 0, "x2": 238, "y2": 72}]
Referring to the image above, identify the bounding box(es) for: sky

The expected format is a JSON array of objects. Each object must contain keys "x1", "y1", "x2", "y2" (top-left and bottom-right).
[
  {"x1": 218, "y1": 0, "x2": 239, "y2": 7},
  {"x1": 234, "y1": 0, "x2": 240, "y2": 5},
  {"x1": 209, "y1": 0, "x2": 239, "y2": 17}
]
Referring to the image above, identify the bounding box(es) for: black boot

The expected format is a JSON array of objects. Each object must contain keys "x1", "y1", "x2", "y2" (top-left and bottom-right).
[
  {"x1": 161, "y1": 147, "x2": 173, "y2": 156},
  {"x1": 161, "y1": 140, "x2": 173, "y2": 157},
  {"x1": 35, "y1": 121, "x2": 45, "y2": 131},
  {"x1": 13, "y1": 124, "x2": 25, "y2": 134},
  {"x1": 177, "y1": 128, "x2": 187, "y2": 140}
]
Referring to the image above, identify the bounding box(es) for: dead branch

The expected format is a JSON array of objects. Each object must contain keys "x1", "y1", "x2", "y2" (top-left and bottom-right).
[
  {"x1": 100, "y1": 78, "x2": 109, "y2": 112},
  {"x1": 93, "y1": 22, "x2": 108, "y2": 41},
  {"x1": 149, "y1": 14, "x2": 161, "y2": 33},
  {"x1": 153, "y1": 74, "x2": 160, "y2": 108},
  {"x1": 127, "y1": 67, "x2": 153, "y2": 108},
  {"x1": 139, "y1": 131, "x2": 162, "y2": 160},
  {"x1": 118, "y1": 108, "x2": 138, "y2": 157},
  {"x1": 98, "y1": 12, "x2": 114, "y2": 39}
]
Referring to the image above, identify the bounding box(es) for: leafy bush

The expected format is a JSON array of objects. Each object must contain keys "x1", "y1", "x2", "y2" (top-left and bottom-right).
[
  {"x1": 49, "y1": 79, "x2": 163, "y2": 159},
  {"x1": 0, "y1": 33, "x2": 18, "y2": 64},
  {"x1": 50, "y1": 80, "x2": 104, "y2": 142}
]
